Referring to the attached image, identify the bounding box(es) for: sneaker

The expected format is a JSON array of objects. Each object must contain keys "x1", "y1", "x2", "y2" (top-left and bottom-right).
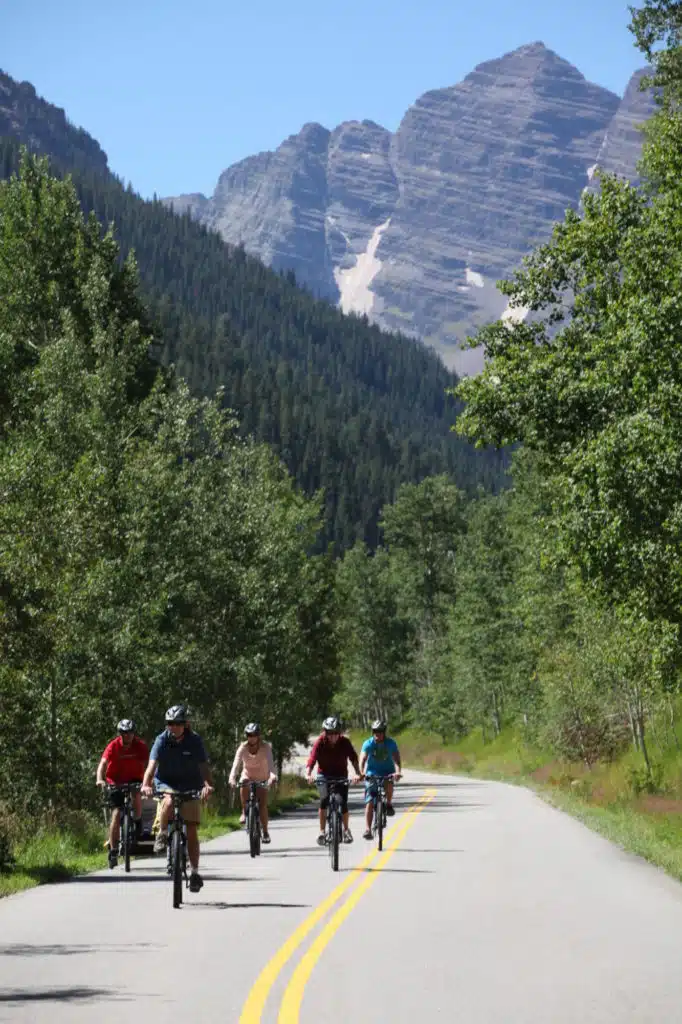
[
  {"x1": 239, "y1": 813, "x2": 246, "y2": 825},
  {"x1": 153, "y1": 833, "x2": 168, "y2": 855},
  {"x1": 188, "y1": 872, "x2": 203, "y2": 893},
  {"x1": 363, "y1": 829, "x2": 373, "y2": 840},
  {"x1": 343, "y1": 829, "x2": 353, "y2": 844},
  {"x1": 386, "y1": 804, "x2": 395, "y2": 817},
  {"x1": 107, "y1": 847, "x2": 118, "y2": 869},
  {"x1": 316, "y1": 833, "x2": 326, "y2": 847},
  {"x1": 261, "y1": 830, "x2": 271, "y2": 844}
]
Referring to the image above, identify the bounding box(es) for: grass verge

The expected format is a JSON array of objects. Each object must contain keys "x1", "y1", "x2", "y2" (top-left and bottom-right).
[
  {"x1": 0, "y1": 773, "x2": 318, "y2": 899},
  {"x1": 394, "y1": 726, "x2": 682, "y2": 883}
]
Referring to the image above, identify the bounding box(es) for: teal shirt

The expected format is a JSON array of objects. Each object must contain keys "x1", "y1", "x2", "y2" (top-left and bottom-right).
[{"x1": 362, "y1": 736, "x2": 399, "y2": 776}]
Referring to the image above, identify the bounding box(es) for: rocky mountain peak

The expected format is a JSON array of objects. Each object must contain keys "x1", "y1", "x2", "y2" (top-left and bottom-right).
[{"x1": 163, "y1": 44, "x2": 654, "y2": 374}]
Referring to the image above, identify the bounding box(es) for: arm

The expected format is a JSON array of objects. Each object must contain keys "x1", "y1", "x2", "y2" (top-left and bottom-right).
[
  {"x1": 199, "y1": 761, "x2": 214, "y2": 798},
  {"x1": 266, "y1": 742, "x2": 277, "y2": 783},
  {"x1": 228, "y1": 743, "x2": 244, "y2": 787},
  {"x1": 96, "y1": 756, "x2": 108, "y2": 786},
  {"x1": 346, "y1": 739, "x2": 362, "y2": 780},
  {"x1": 359, "y1": 739, "x2": 369, "y2": 777},
  {"x1": 141, "y1": 759, "x2": 157, "y2": 796},
  {"x1": 393, "y1": 742, "x2": 402, "y2": 779},
  {"x1": 306, "y1": 737, "x2": 321, "y2": 781}
]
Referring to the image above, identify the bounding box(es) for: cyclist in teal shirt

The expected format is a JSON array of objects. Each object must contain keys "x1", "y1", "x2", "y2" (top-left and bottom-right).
[{"x1": 360, "y1": 720, "x2": 402, "y2": 839}]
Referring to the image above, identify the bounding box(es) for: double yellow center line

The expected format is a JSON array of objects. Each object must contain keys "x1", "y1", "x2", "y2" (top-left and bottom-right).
[{"x1": 239, "y1": 789, "x2": 436, "y2": 1023}]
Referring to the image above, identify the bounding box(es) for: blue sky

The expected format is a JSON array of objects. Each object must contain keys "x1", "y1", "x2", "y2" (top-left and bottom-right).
[{"x1": 4, "y1": 0, "x2": 645, "y2": 200}]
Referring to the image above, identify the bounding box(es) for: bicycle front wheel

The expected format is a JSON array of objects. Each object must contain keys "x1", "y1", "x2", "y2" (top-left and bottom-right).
[
  {"x1": 249, "y1": 805, "x2": 261, "y2": 858},
  {"x1": 122, "y1": 812, "x2": 131, "y2": 873},
  {"x1": 171, "y1": 830, "x2": 183, "y2": 908},
  {"x1": 330, "y1": 801, "x2": 340, "y2": 872},
  {"x1": 376, "y1": 796, "x2": 384, "y2": 851}
]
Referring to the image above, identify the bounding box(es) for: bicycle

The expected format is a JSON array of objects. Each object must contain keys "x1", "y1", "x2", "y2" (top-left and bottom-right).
[
  {"x1": 317, "y1": 776, "x2": 350, "y2": 872},
  {"x1": 156, "y1": 789, "x2": 203, "y2": 908},
  {"x1": 240, "y1": 780, "x2": 270, "y2": 858},
  {"x1": 104, "y1": 782, "x2": 141, "y2": 873},
  {"x1": 367, "y1": 773, "x2": 398, "y2": 851}
]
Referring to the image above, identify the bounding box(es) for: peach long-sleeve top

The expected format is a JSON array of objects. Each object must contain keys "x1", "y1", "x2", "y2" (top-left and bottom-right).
[{"x1": 229, "y1": 740, "x2": 276, "y2": 784}]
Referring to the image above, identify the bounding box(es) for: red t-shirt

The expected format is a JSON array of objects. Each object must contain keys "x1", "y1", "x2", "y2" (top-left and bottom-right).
[
  {"x1": 102, "y1": 736, "x2": 149, "y2": 784},
  {"x1": 306, "y1": 734, "x2": 359, "y2": 777}
]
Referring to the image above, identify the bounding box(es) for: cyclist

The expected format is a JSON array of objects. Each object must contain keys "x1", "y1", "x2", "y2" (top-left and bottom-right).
[
  {"x1": 96, "y1": 719, "x2": 149, "y2": 868},
  {"x1": 141, "y1": 704, "x2": 214, "y2": 893},
  {"x1": 229, "y1": 722, "x2": 278, "y2": 843},
  {"x1": 360, "y1": 719, "x2": 402, "y2": 840},
  {"x1": 306, "y1": 716, "x2": 361, "y2": 847}
]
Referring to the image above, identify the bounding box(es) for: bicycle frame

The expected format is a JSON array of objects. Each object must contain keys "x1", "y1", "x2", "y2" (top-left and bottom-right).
[
  {"x1": 243, "y1": 780, "x2": 269, "y2": 858},
  {"x1": 317, "y1": 776, "x2": 349, "y2": 872},
  {"x1": 104, "y1": 782, "x2": 141, "y2": 873},
  {"x1": 157, "y1": 789, "x2": 202, "y2": 908}
]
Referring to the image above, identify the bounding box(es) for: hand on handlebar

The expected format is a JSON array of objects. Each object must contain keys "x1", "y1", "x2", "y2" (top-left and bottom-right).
[
  {"x1": 200, "y1": 783, "x2": 214, "y2": 801},
  {"x1": 96, "y1": 779, "x2": 106, "y2": 788},
  {"x1": 352, "y1": 773, "x2": 363, "y2": 784},
  {"x1": 141, "y1": 783, "x2": 154, "y2": 798}
]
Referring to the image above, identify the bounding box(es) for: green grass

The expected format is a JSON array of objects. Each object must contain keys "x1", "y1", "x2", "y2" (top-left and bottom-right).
[
  {"x1": 394, "y1": 725, "x2": 682, "y2": 883},
  {"x1": 0, "y1": 774, "x2": 318, "y2": 899}
]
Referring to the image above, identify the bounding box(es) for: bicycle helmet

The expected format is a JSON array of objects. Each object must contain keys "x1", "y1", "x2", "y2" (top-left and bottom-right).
[
  {"x1": 371, "y1": 719, "x2": 387, "y2": 732},
  {"x1": 244, "y1": 722, "x2": 260, "y2": 736},
  {"x1": 323, "y1": 716, "x2": 341, "y2": 732},
  {"x1": 117, "y1": 718, "x2": 135, "y2": 733},
  {"x1": 165, "y1": 703, "x2": 188, "y2": 723}
]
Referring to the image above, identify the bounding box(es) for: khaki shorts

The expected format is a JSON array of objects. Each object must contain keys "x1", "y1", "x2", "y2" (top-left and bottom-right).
[{"x1": 160, "y1": 794, "x2": 201, "y2": 824}]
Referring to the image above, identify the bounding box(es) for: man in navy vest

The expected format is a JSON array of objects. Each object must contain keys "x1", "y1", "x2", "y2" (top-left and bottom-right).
[{"x1": 142, "y1": 704, "x2": 213, "y2": 892}]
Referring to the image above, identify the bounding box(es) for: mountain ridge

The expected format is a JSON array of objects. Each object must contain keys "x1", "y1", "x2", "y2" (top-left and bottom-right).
[{"x1": 165, "y1": 42, "x2": 654, "y2": 373}]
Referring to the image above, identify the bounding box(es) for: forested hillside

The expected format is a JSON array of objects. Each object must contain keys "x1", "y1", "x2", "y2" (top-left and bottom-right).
[
  {"x1": 335, "y1": 1, "x2": 682, "y2": 814},
  {"x1": 0, "y1": 119, "x2": 506, "y2": 550}
]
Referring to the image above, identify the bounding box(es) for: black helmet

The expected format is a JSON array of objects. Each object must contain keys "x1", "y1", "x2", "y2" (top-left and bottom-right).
[
  {"x1": 371, "y1": 719, "x2": 387, "y2": 732},
  {"x1": 117, "y1": 719, "x2": 135, "y2": 734},
  {"x1": 323, "y1": 716, "x2": 341, "y2": 732},
  {"x1": 244, "y1": 722, "x2": 260, "y2": 736},
  {"x1": 165, "y1": 704, "x2": 188, "y2": 723}
]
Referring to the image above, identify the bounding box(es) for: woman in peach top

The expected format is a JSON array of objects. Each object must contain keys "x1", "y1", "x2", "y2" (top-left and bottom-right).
[{"x1": 229, "y1": 722, "x2": 278, "y2": 843}]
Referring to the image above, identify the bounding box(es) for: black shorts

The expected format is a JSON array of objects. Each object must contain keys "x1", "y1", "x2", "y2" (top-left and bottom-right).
[
  {"x1": 317, "y1": 780, "x2": 349, "y2": 814},
  {"x1": 107, "y1": 788, "x2": 126, "y2": 809}
]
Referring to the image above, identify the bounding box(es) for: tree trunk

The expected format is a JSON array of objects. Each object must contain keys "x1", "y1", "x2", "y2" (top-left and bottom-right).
[
  {"x1": 669, "y1": 696, "x2": 680, "y2": 751},
  {"x1": 49, "y1": 672, "x2": 58, "y2": 809}
]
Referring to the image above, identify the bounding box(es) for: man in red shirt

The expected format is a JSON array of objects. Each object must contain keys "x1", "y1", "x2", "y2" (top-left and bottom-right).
[
  {"x1": 306, "y1": 716, "x2": 361, "y2": 846},
  {"x1": 96, "y1": 719, "x2": 149, "y2": 868}
]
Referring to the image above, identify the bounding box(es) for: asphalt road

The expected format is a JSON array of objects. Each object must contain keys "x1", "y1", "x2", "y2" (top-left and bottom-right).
[{"x1": 2, "y1": 768, "x2": 682, "y2": 1023}]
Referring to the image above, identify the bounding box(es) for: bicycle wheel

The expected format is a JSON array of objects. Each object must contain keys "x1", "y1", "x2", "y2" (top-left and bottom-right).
[
  {"x1": 122, "y1": 811, "x2": 131, "y2": 873},
  {"x1": 330, "y1": 800, "x2": 340, "y2": 872},
  {"x1": 171, "y1": 829, "x2": 183, "y2": 908},
  {"x1": 376, "y1": 794, "x2": 384, "y2": 851},
  {"x1": 249, "y1": 804, "x2": 260, "y2": 858}
]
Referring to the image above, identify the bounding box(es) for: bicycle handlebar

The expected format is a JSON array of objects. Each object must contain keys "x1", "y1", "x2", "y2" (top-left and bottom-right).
[{"x1": 154, "y1": 788, "x2": 204, "y2": 802}]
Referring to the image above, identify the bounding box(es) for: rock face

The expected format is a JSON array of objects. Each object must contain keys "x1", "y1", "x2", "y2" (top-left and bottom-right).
[
  {"x1": 587, "y1": 67, "x2": 657, "y2": 187},
  {"x1": 164, "y1": 44, "x2": 656, "y2": 372},
  {"x1": 0, "y1": 70, "x2": 109, "y2": 174}
]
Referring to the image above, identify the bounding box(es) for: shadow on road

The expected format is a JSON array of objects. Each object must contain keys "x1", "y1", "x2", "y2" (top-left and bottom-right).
[
  {"x1": 393, "y1": 848, "x2": 464, "y2": 854},
  {"x1": 344, "y1": 867, "x2": 434, "y2": 875},
  {"x1": 0, "y1": 942, "x2": 161, "y2": 957},
  {"x1": 0, "y1": 987, "x2": 120, "y2": 1004},
  {"x1": 186, "y1": 901, "x2": 310, "y2": 910}
]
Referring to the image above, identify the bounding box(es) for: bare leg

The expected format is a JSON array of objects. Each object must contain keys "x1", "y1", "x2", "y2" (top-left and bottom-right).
[
  {"x1": 386, "y1": 781, "x2": 394, "y2": 806},
  {"x1": 133, "y1": 792, "x2": 143, "y2": 820},
  {"x1": 159, "y1": 795, "x2": 173, "y2": 833},
  {"x1": 109, "y1": 808, "x2": 121, "y2": 848},
  {"x1": 186, "y1": 823, "x2": 200, "y2": 872},
  {"x1": 259, "y1": 789, "x2": 269, "y2": 830},
  {"x1": 342, "y1": 811, "x2": 350, "y2": 830},
  {"x1": 240, "y1": 784, "x2": 249, "y2": 818},
  {"x1": 318, "y1": 807, "x2": 327, "y2": 832}
]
